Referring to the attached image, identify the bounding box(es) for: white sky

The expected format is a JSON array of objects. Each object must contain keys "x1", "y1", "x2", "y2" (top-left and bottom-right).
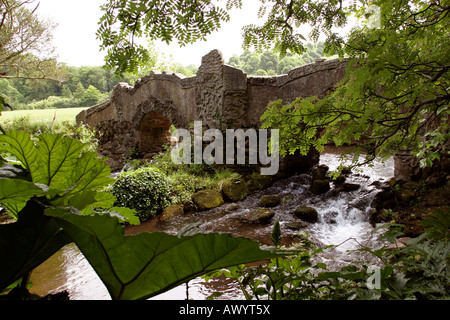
[
  {"x1": 33, "y1": 0, "x2": 265, "y2": 67},
  {"x1": 34, "y1": 0, "x2": 353, "y2": 68}
]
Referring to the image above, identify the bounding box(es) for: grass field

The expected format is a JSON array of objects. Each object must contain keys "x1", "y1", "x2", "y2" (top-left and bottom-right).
[{"x1": 0, "y1": 107, "x2": 88, "y2": 124}]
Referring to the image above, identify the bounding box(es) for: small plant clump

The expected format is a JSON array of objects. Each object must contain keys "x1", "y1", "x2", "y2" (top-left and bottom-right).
[{"x1": 109, "y1": 167, "x2": 172, "y2": 221}]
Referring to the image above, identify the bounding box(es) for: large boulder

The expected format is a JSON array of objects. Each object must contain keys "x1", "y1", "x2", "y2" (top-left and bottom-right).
[
  {"x1": 311, "y1": 180, "x2": 330, "y2": 194},
  {"x1": 161, "y1": 205, "x2": 184, "y2": 220},
  {"x1": 394, "y1": 152, "x2": 449, "y2": 185},
  {"x1": 341, "y1": 183, "x2": 361, "y2": 192},
  {"x1": 259, "y1": 195, "x2": 282, "y2": 208},
  {"x1": 241, "y1": 208, "x2": 275, "y2": 224},
  {"x1": 221, "y1": 178, "x2": 249, "y2": 202},
  {"x1": 294, "y1": 206, "x2": 319, "y2": 223},
  {"x1": 191, "y1": 189, "x2": 224, "y2": 211},
  {"x1": 311, "y1": 164, "x2": 330, "y2": 194},
  {"x1": 248, "y1": 172, "x2": 274, "y2": 191}
]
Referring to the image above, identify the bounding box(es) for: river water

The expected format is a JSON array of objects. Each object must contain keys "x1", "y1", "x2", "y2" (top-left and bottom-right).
[{"x1": 29, "y1": 147, "x2": 394, "y2": 300}]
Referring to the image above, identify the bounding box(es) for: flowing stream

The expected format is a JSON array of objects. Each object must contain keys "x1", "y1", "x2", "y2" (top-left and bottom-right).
[{"x1": 29, "y1": 146, "x2": 394, "y2": 300}]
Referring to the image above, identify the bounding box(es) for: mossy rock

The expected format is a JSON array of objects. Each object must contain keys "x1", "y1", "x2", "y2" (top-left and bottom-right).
[
  {"x1": 191, "y1": 189, "x2": 224, "y2": 211},
  {"x1": 285, "y1": 221, "x2": 308, "y2": 230},
  {"x1": 333, "y1": 175, "x2": 346, "y2": 185},
  {"x1": 242, "y1": 208, "x2": 275, "y2": 224},
  {"x1": 294, "y1": 206, "x2": 319, "y2": 223},
  {"x1": 221, "y1": 178, "x2": 249, "y2": 202},
  {"x1": 311, "y1": 179, "x2": 330, "y2": 194},
  {"x1": 312, "y1": 164, "x2": 329, "y2": 181},
  {"x1": 161, "y1": 205, "x2": 184, "y2": 220},
  {"x1": 259, "y1": 195, "x2": 282, "y2": 208},
  {"x1": 248, "y1": 172, "x2": 274, "y2": 191}
]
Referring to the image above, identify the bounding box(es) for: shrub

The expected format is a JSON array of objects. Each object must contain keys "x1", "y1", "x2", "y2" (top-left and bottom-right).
[{"x1": 109, "y1": 167, "x2": 171, "y2": 221}]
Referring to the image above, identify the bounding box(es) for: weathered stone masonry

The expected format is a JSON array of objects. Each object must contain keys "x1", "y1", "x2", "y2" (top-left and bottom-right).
[{"x1": 76, "y1": 49, "x2": 348, "y2": 171}]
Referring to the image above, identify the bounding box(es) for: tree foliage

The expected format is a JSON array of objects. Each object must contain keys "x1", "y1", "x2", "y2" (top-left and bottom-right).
[
  {"x1": 97, "y1": 0, "x2": 230, "y2": 74},
  {"x1": 0, "y1": 60, "x2": 198, "y2": 110},
  {"x1": 0, "y1": 0, "x2": 66, "y2": 81},
  {"x1": 96, "y1": 0, "x2": 346, "y2": 75},
  {"x1": 1, "y1": 66, "x2": 125, "y2": 109},
  {"x1": 238, "y1": 0, "x2": 347, "y2": 57},
  {"x1": 227, "y1": 43, "x2": 325, "y2": 75},
  {"x1": 261, "y1": 0, "x2": 450, "y2": 171}
]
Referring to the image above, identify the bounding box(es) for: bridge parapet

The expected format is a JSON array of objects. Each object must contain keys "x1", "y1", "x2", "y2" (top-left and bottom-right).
[{"x1": 76, "y1": 50, "x2": 348, "y2": 171}]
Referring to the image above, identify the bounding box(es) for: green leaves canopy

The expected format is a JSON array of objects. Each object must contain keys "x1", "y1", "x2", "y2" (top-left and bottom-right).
[
  {"x1": 261, "y1": 0, "x2": 450, "y2": 170},
  {"x1": 96, "y1": 0, "x2": 348, "y2": 74},
  {"x1": 97, "y1": 0, "x2": 230, "y2": 74}
]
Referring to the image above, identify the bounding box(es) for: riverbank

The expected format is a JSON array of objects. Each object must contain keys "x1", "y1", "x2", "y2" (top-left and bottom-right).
[
  {"x1": 370, "y1": 177, "x2": 450, "y2": 237},
  {"x1": 395, "y1": 183, "x2": 450, "y2": 236}
]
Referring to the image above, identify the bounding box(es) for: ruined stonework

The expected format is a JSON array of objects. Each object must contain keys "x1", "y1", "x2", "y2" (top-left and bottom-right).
[{"x1": 76, "y1": 50, "x2": 348, "y2": 171}]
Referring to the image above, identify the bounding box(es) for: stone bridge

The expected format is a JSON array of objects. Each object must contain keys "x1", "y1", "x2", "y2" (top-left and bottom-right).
[{"x1": 76, "y1": 49, "x2": 348, "y2": 172}]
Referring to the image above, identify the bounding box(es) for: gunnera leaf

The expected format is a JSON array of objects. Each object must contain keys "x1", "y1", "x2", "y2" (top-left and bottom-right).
[{"x1": 46, "y1": 208, "x2": 280, "y2": 300}]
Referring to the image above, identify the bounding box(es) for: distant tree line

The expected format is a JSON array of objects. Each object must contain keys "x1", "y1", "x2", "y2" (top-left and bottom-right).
[
  {"x1": 227, "y1": 42, "x2": 326, "y2": 75},
  {"x1": 0, "y1": 63, "x2": 202, "y2": 110},
  {"x1": 0, "y1": 66, "x2": 132, "y2": 110}
]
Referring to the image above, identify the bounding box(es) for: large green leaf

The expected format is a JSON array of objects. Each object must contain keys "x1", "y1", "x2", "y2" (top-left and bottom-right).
[
  {"x1": 0, "y1": 179, "x2": 44, "y2": 217},
  {"x1": 33, "y1": 133, "x2": 86, "y2": 189},
  {"x1": 0, "y1": 131, "x2": 37, "y2": 173},
  {"x1": 46, "y1": 208, "x2": 279, "y2": 300},
  {"x1": 0, "y1": 131, "x2": 115, "y2": 209},
  {"x1": 62, "y1": 151, "x2": 114, "y2": 200},
  {"x1": 65, "y1": 190, "x2": 139, "y2": 225},
  {"x1": 0, "y1": 200, "x2": 71, "y2": 292}
]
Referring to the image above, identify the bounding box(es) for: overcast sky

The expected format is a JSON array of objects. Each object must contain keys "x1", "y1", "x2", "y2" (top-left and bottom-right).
[
  {"x1": 34, "y1": 0, "x2": 353, "y2": 68},
  {"x1": 34, "y1": 0, "x2": 264, "y2": 67}
]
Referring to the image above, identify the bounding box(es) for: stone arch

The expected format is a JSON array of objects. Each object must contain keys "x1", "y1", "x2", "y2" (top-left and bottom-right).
[
  {"x1": 138, "y1": 111, "x2": 172, "y2": 156},
  {"x1": 132, "y1": 95, "x2": 186, "y2": 157}
]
